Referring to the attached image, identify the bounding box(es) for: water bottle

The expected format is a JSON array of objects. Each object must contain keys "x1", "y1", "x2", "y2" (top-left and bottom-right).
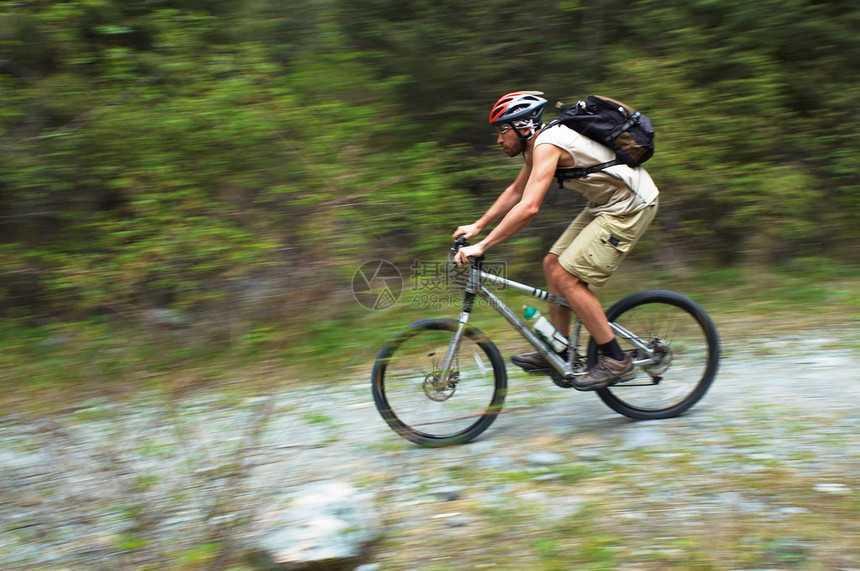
[{"x1": 523, "y1": 306, "x2": 569, "y2": 353}]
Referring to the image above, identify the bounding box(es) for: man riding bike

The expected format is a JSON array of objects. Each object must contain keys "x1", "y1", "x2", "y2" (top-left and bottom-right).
[{"x1": 453, "y1": 91, "x2": 659, "y2": 390}]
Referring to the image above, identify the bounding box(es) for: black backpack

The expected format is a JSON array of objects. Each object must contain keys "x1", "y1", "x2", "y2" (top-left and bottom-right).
[{"x1": 546, "y1": 95, "x2": 655, "y2": 183}]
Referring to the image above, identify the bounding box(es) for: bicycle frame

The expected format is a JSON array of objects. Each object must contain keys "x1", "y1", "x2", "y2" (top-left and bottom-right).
[{"x1": 438, "y1": 259, "x2": 656, "y2": 384}]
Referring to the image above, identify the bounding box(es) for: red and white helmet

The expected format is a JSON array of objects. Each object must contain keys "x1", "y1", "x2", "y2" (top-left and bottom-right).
[{"x1": 488, "y1": 91, "x2": 548, "y2": 126}]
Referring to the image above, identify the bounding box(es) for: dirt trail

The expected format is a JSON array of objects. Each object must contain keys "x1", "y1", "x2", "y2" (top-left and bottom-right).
[{"x1": 1, "y1": 330, "x2": 858, "y2": 569}]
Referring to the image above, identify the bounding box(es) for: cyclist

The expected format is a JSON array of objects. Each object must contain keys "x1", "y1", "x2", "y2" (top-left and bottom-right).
[{"x1": 453, "y1": 91, "x2": 659, "y2": 390}]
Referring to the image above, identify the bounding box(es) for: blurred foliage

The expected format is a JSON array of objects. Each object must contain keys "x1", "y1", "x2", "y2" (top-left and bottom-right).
[{"x1": 1, "y1": 0, "x2": 859, "y2": 330}]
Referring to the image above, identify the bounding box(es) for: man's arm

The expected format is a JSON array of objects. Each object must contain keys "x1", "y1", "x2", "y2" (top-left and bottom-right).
[
  {"x1": 473, "y1": 144, "x2": 561, "y2": 249},
  {"x1": 454, "y1": 143, "x2": 563, "y2": 264}
]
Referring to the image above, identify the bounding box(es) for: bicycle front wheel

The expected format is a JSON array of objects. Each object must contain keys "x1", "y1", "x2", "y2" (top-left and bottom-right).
[
  {"x1": 371, "y1": 318, "x2": 507, "y2": 447},
  {"x1": 590, "y1": 290, "x2": 720, "y2": 420}
]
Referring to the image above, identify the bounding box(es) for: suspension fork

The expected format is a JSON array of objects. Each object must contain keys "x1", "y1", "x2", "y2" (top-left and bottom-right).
[{"x1": 437, "y1": 262, "x2": 481, "y2": 384}]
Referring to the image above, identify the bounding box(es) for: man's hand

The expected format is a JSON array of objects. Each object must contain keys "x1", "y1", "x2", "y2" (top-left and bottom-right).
[
  {"x1": 452, "y1": 223, "x2": 483, "y2": 241},
  {"x1": 454, "y1": 242, "x2": 486, "y2": 267}
]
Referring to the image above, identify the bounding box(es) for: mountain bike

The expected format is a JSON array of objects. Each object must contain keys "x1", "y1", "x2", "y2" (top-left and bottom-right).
[{"x1": 371, "y1": 238, "x2": 720, "y2": 447}]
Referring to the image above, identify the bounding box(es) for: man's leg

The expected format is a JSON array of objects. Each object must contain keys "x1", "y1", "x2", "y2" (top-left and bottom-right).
[
  {"x1": 513, "y1": 252, "x2": 624, "y2": 374},
  {"x1": 513, "y1": 203, "x2": 655, "y2": 380},
  {"x1": 543, "y1": 253, "x2": 573, "y2": 337},
  {"x1": 544, "y1": 254, "x2": 613, "y2": 344},
  {"x1": 541, "y1": 210, "x2": 594, "y2": 338},
  {"x1": 550, "y1": 204, "x2": 659, "y2": 389},
  {"x1": 546, "y1": 257, "x2": 635, "y2": 389}
]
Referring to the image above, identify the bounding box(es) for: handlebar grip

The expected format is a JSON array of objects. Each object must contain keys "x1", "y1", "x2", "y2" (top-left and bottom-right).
[
  {"x1": 450, "y1": 237, "x2": 484, "y2": 267},
  {"x1": 451, "y1": 236, "x2": 469, "y2": 253}
]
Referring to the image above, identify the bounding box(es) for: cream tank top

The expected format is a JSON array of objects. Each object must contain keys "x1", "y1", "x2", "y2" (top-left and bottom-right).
[{"x1": 535, "y1": 124, "x2": 659, "y2": 216}]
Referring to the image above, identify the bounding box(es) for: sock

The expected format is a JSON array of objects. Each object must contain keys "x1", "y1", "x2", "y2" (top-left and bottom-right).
[{"x1": 597, "y1": 338, "x2": 625, "y2": 362}]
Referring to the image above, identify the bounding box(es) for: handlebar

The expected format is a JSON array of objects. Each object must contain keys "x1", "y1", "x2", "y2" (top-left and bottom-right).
[
  {"x1": 450, "y1": 236, "x2": 483, "y2": 266},
  {"x1": 451, "y1": 236, "x2": 469, "y2": 254}
]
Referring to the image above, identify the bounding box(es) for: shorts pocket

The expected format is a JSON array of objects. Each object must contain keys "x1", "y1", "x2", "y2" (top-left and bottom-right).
[{"x1": 594, "y1": 229, "x2": 631, "y2": 273}]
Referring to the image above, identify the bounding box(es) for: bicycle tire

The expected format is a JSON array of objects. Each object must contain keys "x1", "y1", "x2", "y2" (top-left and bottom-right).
[
  {"x1": 589, "y1": 290, "x2": 720, "y2": 420},
  {"x1": 372, "y1": 318, "x2": 507, "y2": 447}
]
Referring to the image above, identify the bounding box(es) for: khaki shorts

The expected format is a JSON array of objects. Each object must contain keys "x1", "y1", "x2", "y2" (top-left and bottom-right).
[{"x1": 549, "y1": 200, "x2": 658, "y2": 287}]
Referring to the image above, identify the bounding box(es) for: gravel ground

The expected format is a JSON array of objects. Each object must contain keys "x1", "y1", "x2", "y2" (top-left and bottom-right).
[{"x1": 1, "y1": 329, "x2": 859, "y2": 569}]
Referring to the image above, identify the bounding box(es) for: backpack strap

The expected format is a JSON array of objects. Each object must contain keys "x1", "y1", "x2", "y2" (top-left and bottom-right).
[
  {"x1": 555, "y1": 160, "x2": 619, "y2": 186},
  {"x1": 608, "y1": 111, "x2": 642, "y2": 143}
]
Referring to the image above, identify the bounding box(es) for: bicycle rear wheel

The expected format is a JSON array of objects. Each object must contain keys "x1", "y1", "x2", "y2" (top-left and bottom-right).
[
  {"x1": 590, "y1": 290, "x2": 720, "y2": 420},
  {"x1": 372, "y1": 318, "x2": 507, "y2": 447}
]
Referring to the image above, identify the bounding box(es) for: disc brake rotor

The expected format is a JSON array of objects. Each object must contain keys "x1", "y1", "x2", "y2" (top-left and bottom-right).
[
  {"x1": 423, "y1": 371, "x2": 458, "y2": 401},
  {"x1": 643, "y1": 338, "x2": 672, "y2": 376}
]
